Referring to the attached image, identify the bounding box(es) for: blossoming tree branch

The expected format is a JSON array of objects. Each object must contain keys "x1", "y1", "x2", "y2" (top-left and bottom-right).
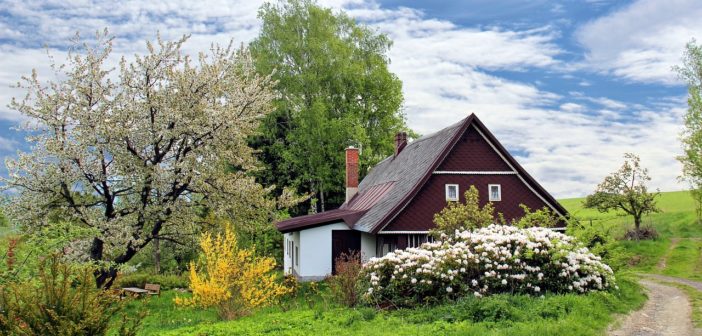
[{"x1": 0, "y1": 31, "x2": 298, "y2": 288}]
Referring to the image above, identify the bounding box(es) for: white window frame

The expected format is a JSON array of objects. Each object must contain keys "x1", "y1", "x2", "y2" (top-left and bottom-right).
[
  {"x1": 488, "y1": 184, "x2": 501, "y2": 202},
  {"x1": 445, "y1": 184, "x2": 459, "y2": 201}
]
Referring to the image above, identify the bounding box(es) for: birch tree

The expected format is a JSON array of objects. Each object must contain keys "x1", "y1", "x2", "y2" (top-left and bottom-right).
[
  {"x1": 249, "y1": 0, "x2": 407, "y2": 213},
  {"x1": 675, "y1": 40, "x2": 702, "y2": 223},
  {"x1": 1, "y1": 31, "x2": 283, "y2": 288}
]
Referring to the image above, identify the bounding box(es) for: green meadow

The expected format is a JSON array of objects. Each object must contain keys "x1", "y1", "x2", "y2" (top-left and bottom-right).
[{"x1": 120, "y1": 191, "x2": 702, "y2": 335}]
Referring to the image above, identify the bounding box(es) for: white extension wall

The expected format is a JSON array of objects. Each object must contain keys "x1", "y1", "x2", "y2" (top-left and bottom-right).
[
  {"x1": 298, "y1": 222, "x2": 349, "y2": 280},
  {"x1": 284, "y1": 224, "x2": 378, "y2": 280},
  {"x1": 283, "y1": 231, "x2": 301, "y2": 276},
  {"x1": 360, "y1": 232, "x2": 376, "y2": 263}
]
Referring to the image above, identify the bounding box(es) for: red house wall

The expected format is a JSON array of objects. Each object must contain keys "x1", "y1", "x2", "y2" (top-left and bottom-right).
[
  {"x1": 382, "y1": 126, "x2": 555, "y2": 232},
  {"x1": 437, "y1": 127, "x2": 512, "y2": 171},
  {"x1": 382, "y1": 174, "x2": 550, "y2": 231}
]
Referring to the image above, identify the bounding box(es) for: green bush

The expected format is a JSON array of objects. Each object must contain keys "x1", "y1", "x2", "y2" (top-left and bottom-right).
[
  {"x1": 114, "y1": 272, "x2": 188, "y2": 290},
  {"x1": 0, "y1": 255, "x2": 141, "y2": 336}
]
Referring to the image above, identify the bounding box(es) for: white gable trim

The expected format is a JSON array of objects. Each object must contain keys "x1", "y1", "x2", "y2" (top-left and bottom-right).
[
  {"x1": 434, "y1": 171, "x2": 516, "y2": 175},
  {"x1": 378, "y1": 230, "x2": 429, "y2": 234},
  {"x1": 471, "y1": 125, "x2": 566, "y2": 218}
]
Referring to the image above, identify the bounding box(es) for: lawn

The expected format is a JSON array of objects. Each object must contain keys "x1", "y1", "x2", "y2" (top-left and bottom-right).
[
  {"x1": 120, "y1": 278, "x2": 644, "y2": 336},
  {"x1": 138, "y1": 190, "x2": 697, "y2": 335}
]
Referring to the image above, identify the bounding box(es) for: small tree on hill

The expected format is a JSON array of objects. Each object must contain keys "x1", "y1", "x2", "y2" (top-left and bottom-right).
[
  {"x1": 431, "y1": 185, "x2": 500, "y2": 238},
  {"x1": 584, "y1": 153, "x2": 660, "y2": 236}
]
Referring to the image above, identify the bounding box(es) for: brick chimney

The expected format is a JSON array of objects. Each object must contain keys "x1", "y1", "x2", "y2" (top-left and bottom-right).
[
  {"x1": 394, "y1": 132, "x2": 408, "y2": 157},
  {"x1": 345, "y1": 146, "x2": 359, "y2": 202}
]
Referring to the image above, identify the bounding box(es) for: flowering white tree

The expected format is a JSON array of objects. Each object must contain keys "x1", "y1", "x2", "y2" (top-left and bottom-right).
[{"x1": 1, "y1": 32, "x2": 283, "y2": 287}]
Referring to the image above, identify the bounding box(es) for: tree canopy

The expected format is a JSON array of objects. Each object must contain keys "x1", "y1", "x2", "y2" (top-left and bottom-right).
[
  {"x1": 584, "y1": 153, "x2": 659, "y2": 233},
  {"x1": 675, "y1": 39, "x2": 702, "y2": 222},
  {"x1": 249, "y1": 0, "x2": 407, "y2": 213},
  {"x1": 1, "y1": 32, "x2": 287, "y2": 287}
]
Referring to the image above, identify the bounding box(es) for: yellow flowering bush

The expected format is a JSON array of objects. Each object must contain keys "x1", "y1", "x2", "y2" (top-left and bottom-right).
[{"x1": 175, "y1": 226, "x2": 290, "y2": 318}]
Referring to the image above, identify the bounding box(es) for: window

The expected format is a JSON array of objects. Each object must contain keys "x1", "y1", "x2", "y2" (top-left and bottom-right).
[
  {"x1": 407, "y1": 234, "x2": 428, "y2": 248},
  {"x1": 377, "y1": 236, "x2": 397, "y2": 256},
  {"x1": 489, "y1": 184, "x2": 501, "y2": 201},
  {"x1": 295, "y1": 246, "x2": 299, "y2": 266},
  {"x1": 445, "y1": 184, "x2": 459, "y2": 201}
]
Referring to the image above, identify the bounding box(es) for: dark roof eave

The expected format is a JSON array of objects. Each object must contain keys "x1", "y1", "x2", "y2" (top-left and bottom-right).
[{"x1": 275, "y1": 209, "x2": 367, "y2": 233}]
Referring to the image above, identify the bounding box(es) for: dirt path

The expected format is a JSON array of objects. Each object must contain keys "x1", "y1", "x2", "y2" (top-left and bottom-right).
[
  {"x1": 642, "y1": 273, "x2": 702, "y2": 291},
  {"x1": 656, "y1": 238, "x2": 680, "y2": 270},
  {"x1": 608, "y1": 279, "x2": 698, "y2": 336}
]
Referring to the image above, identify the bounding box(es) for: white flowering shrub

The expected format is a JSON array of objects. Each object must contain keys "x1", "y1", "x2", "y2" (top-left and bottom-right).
[{"x1": 361, "y1": 225, "x2": 615, "y2": 307}]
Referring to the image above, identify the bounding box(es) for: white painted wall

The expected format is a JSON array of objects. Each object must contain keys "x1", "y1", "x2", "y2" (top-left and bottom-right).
[
  {"x1": 283, "y1": 232, "x2": 301, "y2": 276},
  {"x1": 360, "y1": 232, "x2": 376, "y2": 263},
  {"x1": 298, "y1": 222, "x2": 349, "y2": 279}
]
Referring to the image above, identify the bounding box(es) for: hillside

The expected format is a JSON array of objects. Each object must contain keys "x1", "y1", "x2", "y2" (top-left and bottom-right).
[{"x1": 560, "y1": 190, "x2": 702, "y2": 281}]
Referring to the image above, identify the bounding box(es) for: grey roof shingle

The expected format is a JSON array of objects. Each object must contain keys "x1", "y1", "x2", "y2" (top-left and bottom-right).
[{"x1": 350, "y1": 118, "x2": 465, "y2": 232}]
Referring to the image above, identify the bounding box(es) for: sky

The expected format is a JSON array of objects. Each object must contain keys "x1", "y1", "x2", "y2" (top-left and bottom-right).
[{"x1": 0, "y1": 0, "x2": 698, "y2": 198}]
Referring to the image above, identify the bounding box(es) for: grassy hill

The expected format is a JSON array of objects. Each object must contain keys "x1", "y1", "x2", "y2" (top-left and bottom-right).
[{"x1": 560, "y1": 190, "x2": 702, "y2": 281}]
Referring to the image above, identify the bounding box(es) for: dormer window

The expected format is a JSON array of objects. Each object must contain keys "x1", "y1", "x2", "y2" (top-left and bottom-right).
[
  {"x1": 445, "y1": 184, "x2": 459, "y2": 201},
  {"x1": 489, "y1": 184, "x2": 501, "y2": 201}
]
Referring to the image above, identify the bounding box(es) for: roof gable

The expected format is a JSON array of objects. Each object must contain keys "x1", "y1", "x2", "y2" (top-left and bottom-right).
[
  {"x1": 275, "y1": 113, "x2": 569, "y2": 234},
  {"x1": 370, "y1": 114, "x2": 568, "y2": 233}
]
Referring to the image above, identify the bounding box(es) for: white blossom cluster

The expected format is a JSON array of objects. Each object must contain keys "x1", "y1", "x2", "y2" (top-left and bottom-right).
[{"x1": 361, "y1": 225, "x2": 615, "y2": 306}]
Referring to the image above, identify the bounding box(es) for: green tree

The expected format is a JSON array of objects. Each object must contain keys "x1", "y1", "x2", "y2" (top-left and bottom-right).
[
  {"x1": 584, "y1": 153, "x2": 660, "y2": 235},
  {"x1": 675, "y1": 39, "x2": 702, "y2": 223},
  {"x1": 250, "y1": 0, "x2": 407, "y2": 213}
]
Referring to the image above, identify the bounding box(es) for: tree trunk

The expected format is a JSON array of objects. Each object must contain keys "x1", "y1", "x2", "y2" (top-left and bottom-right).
[
  {"x1": 95, "y1": 267, "x2": 118, "y2": 289},
  {"x1": 153, "y1": 236, "x2": 161, "y2": 274},
  {"x1": 634, "y1": 215, "x2": 642, "y2": 240},
  {"x1": 320, "y1": 188, "x2": 326, "y2": 212}
]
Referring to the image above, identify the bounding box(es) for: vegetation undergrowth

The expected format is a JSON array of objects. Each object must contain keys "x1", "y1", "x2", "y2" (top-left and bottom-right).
[{"x1": 156, "y1": 277, "x2": 643, "y2": 336}]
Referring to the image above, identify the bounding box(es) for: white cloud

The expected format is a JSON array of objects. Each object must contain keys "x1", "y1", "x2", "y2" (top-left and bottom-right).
[
  {"x1": 0, "y1": 136, "x2": 17, "y2": 151},
  {"x1": 576, "y1": 0, "x2": 702, "y2": 84},
  {"x1": 0, "y1": 0, "x2": 688, "y2": 198}
]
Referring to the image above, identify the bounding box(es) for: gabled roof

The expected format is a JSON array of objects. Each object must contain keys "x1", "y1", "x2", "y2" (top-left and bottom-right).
[{"x1": 275, "y1": 113, "x2": 569, "y2": 233}]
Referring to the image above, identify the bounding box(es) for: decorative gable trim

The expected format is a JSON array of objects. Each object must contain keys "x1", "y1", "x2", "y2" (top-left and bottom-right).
[
  {"x1": 378, "y1": 231, "x2": 429, "y2": 234},
  {"x1": 471, "y1": 125, "x2": 567, "y2": 218},
  {"x1": 372, "y1": 114, "x2": 568, "y2": 233},
  {"x1": 433, "y1": 171, "x2": 517, "y2": 175}
]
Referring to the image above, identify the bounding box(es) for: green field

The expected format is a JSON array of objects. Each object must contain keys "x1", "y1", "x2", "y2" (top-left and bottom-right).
[
  {"x1": 562, "y1": 190, "x2": 702, "y2": 280},
  {"x1": 9, "y1": 190, "x2": 698, "y2": 335},
  {"x1": 121, "y1": 279, "x2": 644, "y2": 336},
  {"x1": 128, "y1": 192, "x2": 702, "y2": 335}
]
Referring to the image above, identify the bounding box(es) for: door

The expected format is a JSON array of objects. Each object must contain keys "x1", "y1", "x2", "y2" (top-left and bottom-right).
[{"x1": 331, "y1": 230, "x2": 361, "y2": 275}]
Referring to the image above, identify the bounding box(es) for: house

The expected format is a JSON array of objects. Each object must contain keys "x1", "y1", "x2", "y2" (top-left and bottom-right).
[{"x1": 276, "y1": 114, "x2": 569, "y2": 281}]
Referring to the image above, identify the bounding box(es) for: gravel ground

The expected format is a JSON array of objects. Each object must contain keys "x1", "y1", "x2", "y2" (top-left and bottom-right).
[{"x1": 608, "y1": 279, "x2": 699, "y2": 336}]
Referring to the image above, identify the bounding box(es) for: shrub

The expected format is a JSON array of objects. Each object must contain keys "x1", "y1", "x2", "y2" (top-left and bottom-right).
[
  {"x1": 431, "y1": 185, "x2": 499, "y2": 238},
  {"x1": 361, "y1": 225, "x2": 615, "y2": 307},
  {"x1": 114, "y1": 272, "x2": 189, "y2": 290},
  {"x1": 568, "y1": 221, "x2": 629, "y2": 272},
  {"x1": 622, "y1": 226, "x2": 659, "y2": 240},
  {"x1": 0, "y1": 255, "x2": 141, "y2": 336},
  {"x1": 328, "y1": 250, "x2": 363, "y2": 307},
  {"x1": 174, "y1": 226, "x2": 290, "y2": 319},
  {"x1": 513, "y1": 204, "x2": 561, "y2": 228}
]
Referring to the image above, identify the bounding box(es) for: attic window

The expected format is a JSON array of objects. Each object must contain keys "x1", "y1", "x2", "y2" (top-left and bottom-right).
[
  {"x1": 489, "y1": 184, "x2": 501, "y2": 201},
  {"x1": 445, "y1": 184, "x2": 459, "y2": 201}
]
